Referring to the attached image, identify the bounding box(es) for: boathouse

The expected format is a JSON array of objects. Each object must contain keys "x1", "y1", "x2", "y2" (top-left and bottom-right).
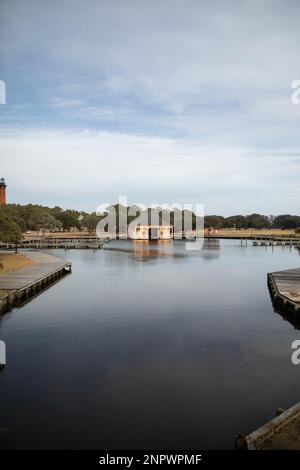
[
  {"x1": 128, "y1": 224, "x2": 173, "y2": 240},
  {"x1": 127, "y1": 209, "x2": 174, "y2": 240}
]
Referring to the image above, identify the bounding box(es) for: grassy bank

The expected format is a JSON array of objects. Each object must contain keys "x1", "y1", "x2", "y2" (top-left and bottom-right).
[
  {"x1": 208, "y1": 229, "x2": 297, "y2": 238},
  {"x1": 0, "y1": 253, "x2": 33, "y2": 275}
]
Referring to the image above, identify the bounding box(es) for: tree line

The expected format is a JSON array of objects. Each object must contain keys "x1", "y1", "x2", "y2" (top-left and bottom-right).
[
  {"x1": 204, "y1": 214, "x2": 300, "y2": 230},
  {"x1": 1, "y1": 203, "x2": 300, "y2": 245},
  {"x1": 0, "y1": 204, "x2": 104, "y2": 245}
]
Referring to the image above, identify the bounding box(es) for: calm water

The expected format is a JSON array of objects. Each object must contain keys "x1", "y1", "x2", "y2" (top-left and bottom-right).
[{"x1": 1, "y1": 239, "x2": 300, "y2": 449}]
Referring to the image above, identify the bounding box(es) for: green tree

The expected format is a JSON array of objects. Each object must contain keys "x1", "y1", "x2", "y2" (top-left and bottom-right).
[
  {"x1": 27, "y1": 208, "x2": 62, "y2": 231},
  {"x1": 272, "y1": 215, "x2": 300, "y2": 229},
  {"x1": 225, "y1": 215, "x2": 247, "y2": 229},
  {"x1": 55, "y1": 209, "x2": 81, "y2": 231},
  {"x1": 0, "y1": 208, "x2": 22, "y2": 252},
  {"x1": 204, "y1": 215, "x2": 226, "y2": 229},
  {"x1": 245, "y1": 214, "x2": 271, "y2": 229},
  {"x1": 85, "y1": 212, "x2": 102, "y2": 233}
]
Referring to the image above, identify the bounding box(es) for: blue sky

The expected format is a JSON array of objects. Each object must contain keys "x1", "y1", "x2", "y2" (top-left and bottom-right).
[{"x1": 1, "y1": 0, "x2": 300, "y2": 214}]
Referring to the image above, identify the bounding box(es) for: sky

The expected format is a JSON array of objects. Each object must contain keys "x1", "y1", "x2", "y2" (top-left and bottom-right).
[{"x1": 1, "y1": 0, "x2": 300, "y2": 215}]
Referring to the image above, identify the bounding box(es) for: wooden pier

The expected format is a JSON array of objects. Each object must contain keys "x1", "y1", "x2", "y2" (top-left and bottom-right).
[
  {"x1": 253, "y1": 237, "x2": 300, "y2": 247},
  {"x1": 268, "y1": 268, "x2": 300, "y2": 313},
  {"x1": 244, "y1": 402, "x2": 300, "y2": 449},
  {"x1": 0, "y1": 233, "x2": 299, "y2": 250},
  {"x1": 0, "y1": 251, "x2": 71, "y2": 315},
  {"x1": 0, "y1": 236, "x2": 111, "y2": 250}
]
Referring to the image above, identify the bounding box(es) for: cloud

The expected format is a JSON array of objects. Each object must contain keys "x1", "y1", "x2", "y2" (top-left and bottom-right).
[
  {"x1": 1, "y1": 1, "x2": 300, "y2": 213},
  {"x1": 47, "y1": 98, "x2": 84, "y2": 109},
  {"x1": 0, "y1": 127, "x2": 299, "y2": 214}
]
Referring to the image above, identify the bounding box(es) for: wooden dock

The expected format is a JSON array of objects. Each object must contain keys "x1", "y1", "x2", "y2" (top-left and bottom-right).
[
  {"x1": 268, "y1": 268, "x2": 300, "y2": 313},
  {"x1": 0, "y1": 236, "x2": 111, "y2": 250},
  {"x1": 244, "y1": 402, "x2": 300, "y2": 449},
  {"x1": 253, "y1": 238, "x2": 300, "y2": 247},
  {"x1": 0, "y1": 251, "x2": 71, "y2": 314},
  {"x1": 1, "y1": 233, "x2": 299, "y2": 250}
]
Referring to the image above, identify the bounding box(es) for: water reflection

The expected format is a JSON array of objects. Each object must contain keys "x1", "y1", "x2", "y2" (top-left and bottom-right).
[
  {"x1": 1, "y1": 240, "x2": 300, "y2": 450},
  {"x1": 201, "y1": 238, "x2": 220, "y2": 260},
  {"x1": 103, "y1": 238, "x2": 220, "y2": 261},
  {"x1": 132, "y1": 239, "x2": 174, "y2": 260}
]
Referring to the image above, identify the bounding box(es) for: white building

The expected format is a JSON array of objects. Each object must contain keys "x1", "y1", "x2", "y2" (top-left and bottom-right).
[
  {"x1": 128, "y1": 209, "x2": 174, "y2": 240},
  {"x1": 128, "y1": 224, "x2": 173, "y2": 240}
]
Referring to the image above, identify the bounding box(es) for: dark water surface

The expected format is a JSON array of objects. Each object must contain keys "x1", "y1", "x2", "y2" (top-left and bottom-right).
[{"x1": 1, "y1": 239, "x2": 300, "y2": 449}]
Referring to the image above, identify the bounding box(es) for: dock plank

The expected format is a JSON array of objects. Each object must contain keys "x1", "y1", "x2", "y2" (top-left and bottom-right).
[
  {"x1": 246, "y1": 402, "x2": 300, "y2": 449},
  {"x1": 0, "y1": 251, "x2": 71, "y2": 291},
  {"x1": 268, "y1": 267, "x2": 300, "y2": 309}
]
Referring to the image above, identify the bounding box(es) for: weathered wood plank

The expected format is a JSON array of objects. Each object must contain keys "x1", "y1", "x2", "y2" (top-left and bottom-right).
[
  {"x1": 268, "y1": 267, "x2": 300, "y2": 313},
  {"x1": 245, "y1": 402, "x2": 300, "y2": 449},
  {"x1": 0, "y1": 251, "x2": 71, "y2": 291}
]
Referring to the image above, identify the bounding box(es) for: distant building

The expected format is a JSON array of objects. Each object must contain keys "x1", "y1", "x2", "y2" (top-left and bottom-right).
[
  {"x1": 128, "y1": 224, "x2": 173, "y2": 240},
  {"x1": 127, "y1": 209, "x2": 174, "y2": 240},
  {"x1": 0, "y1": 177, "x2": 7, "y2": 205},
  {"x1": 204, "y1": 227, "x2": 218, "y2": 235}
]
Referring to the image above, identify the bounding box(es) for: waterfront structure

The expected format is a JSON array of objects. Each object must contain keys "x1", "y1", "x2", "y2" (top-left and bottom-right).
[
  {"x1": 204, "y1": 227, "x2": 218, "y2": 235},
  {"x1": 127, "y1": 208, "x2": 174, "y2": 240},
  {"x1": 0, "y1": 177, "x2": 7, "y2": 205},
  {"x1": 244, "y1": 402, "x2": 300, "y2": 449},
  {"x1": 0, "y1": 251, "x2": 71, "y2": 315},
  {"x1": 268, "y1": 267, "x2": 300, "y2": 313},
  {"x1": 128, "y1": 224, "x2": 174, "y2": 240}
]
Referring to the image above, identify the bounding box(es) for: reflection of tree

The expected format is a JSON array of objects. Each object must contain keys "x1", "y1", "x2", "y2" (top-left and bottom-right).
[
  {"x1": 200, "y1": 239, "x2": 220, "y2": 260},
  {"x1": 203, "y1": 239, "x2": 220, "y2": 250},
  {"x1": 105, "y1": 239, "x2": 222, "y2": 262},
  {"x1": 104, "y1": 239, "x2": 174, "y2": 262}
]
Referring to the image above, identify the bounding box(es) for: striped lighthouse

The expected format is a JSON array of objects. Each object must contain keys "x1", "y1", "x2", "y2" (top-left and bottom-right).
[{"x1": 0, "y1": 177, "x2": 7, "y2": 205}]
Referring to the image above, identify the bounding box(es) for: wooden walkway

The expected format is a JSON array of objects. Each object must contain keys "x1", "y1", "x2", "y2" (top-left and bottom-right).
[
  {"x1": 253, "y1": 239, "x2": 300, "y2": 246},
  {"x1": 0, "y1": 236, "x2": 111, "y2": 250},
  {"x1": 1, "y1": 234, "x2": 299, "y2": 249},
  {"x1": 244, "y1": 402, "x2": 300, "y2": 449},
  {"x1": 0, "y1": 251, "x2": 71, "y2": 314},
  {"x1": 268, "y1": 267, "x2": 300, "y2": 313}
]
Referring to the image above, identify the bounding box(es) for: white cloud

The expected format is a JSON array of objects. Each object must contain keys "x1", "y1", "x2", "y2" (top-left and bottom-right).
[
  {"x1": 2, "y1": 0, "x2": 300, "y2": 105},
  {"x1": 0, "y1": 127, "x2": 299, "y2": 214},
  {"x1": 47, "y1": 98, "x2": 84, "y2": 108},
  {"x1": 1, "y1": 1, "x2": 300, "y2": 213}
]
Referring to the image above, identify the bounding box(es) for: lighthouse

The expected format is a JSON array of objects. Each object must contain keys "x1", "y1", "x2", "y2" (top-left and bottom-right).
[{"x1": 0, "y1": 177, "x2": 7, "y2": 205}]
